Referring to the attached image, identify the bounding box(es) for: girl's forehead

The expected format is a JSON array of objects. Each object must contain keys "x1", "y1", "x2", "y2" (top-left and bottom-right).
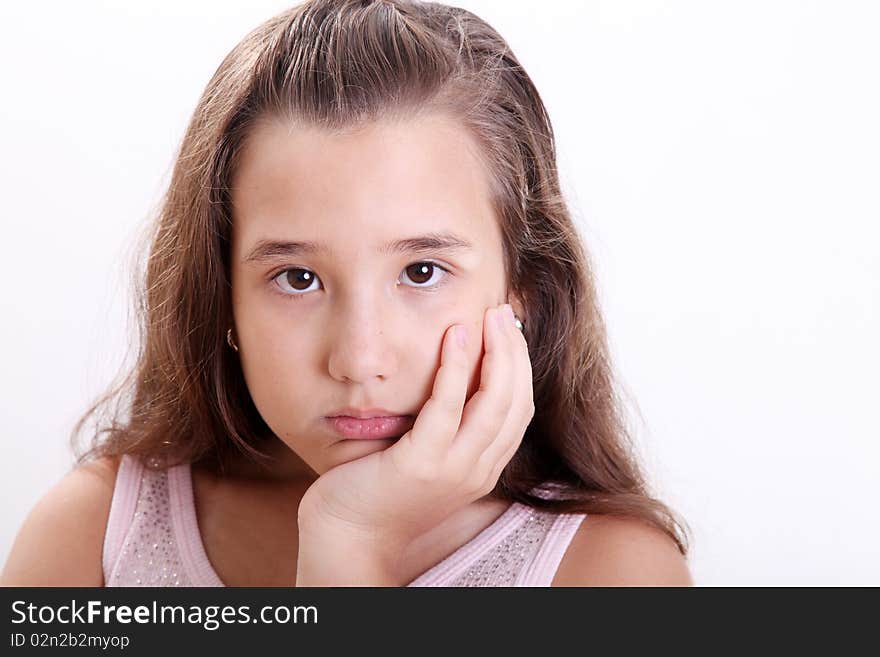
[{"x1": 230, "y1": 114, "x2": 500, "y2": 257}]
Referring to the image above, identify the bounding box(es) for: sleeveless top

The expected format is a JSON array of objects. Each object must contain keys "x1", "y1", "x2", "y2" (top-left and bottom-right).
[{"x1": 102, "y1": 454, "x2": 587, "y2": 587}]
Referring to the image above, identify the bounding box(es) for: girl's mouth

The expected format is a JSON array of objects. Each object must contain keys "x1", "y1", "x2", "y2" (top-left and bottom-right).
[{"x1": 326, "y1": 415, "x2": 414, "y2": 440}]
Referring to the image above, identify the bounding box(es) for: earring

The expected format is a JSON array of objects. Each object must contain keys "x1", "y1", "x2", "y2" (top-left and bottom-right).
[
  {"x1": 514, "y1": 316, "x2": 524, "y2": 331},
  {"x1": 227, "y1": 328, "x2": 239, "y2": 352}
]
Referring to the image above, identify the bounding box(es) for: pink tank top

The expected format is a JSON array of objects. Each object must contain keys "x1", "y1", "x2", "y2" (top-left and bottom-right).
[{"x1": 102, "y1": 454, "x2": 587, "y2": 587}]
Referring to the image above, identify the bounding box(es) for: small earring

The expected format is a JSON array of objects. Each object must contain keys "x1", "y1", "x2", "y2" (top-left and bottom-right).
[
  {"x1": 227, "y1": 328, "x2": 239, "y2": 352},
  {"x1": 514, "y1": 316, "x2": 524, "y2": 331}
]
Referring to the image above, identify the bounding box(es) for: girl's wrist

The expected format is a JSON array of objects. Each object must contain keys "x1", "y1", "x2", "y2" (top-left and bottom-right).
[{"x1": 295, "y1": 515, "x2": 407, "y2": 587}]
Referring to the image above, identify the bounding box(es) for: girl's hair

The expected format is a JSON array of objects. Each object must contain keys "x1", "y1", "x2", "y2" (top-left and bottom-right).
[{"x1": 73, "y1": 0, "x2": 691, "y2": 555}]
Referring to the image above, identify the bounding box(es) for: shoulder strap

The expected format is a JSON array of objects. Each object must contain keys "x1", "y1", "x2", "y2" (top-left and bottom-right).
[
  {"x1": 101, "y1": 454, "x2": 143, "y2": 584},
  {"x1": 515, "y1": 512, "x2": 587, "y2": 586}
]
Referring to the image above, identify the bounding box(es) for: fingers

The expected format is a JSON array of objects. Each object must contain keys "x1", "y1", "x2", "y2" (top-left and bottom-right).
[
  {"x1": 401, "y1": 301, "x2": 533, "y2": 489},
  {"x1": 404, "y1": 320, "x2": 471, "y2": 459},
  {"x1": 459, "y1": 303, "x2": 534, "y2": 490},
  {"x1": 452, "y1": 303, "x2": 517, "y2": 459}
]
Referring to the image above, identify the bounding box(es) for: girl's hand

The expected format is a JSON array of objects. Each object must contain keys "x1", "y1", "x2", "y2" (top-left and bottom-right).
[{"x1": 295, "y1": 302, "x2": 534, "y2": 583}]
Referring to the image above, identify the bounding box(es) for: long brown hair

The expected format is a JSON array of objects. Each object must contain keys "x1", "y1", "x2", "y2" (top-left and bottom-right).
[{"x1": 73, "y1": 0, "x2": 691, "y2": 555}]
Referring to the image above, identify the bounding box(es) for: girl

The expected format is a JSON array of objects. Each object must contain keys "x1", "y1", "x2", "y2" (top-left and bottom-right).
[{"x1": 2, "y1": 0, "x2": 692, "y2": 586}]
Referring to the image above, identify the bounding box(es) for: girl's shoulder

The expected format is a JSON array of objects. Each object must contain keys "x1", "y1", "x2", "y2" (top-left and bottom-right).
[
  {"x1": 551, "y1": 513, "x2": 694, "y2": 586},
  {"x1": 0, "y1": 455, "x2": 122, "y2": 586}
]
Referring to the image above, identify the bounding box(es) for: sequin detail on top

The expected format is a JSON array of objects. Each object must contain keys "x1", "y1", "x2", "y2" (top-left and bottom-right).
[
  {"x1": 103, "y1": 454, "x2": 588, "y2": 587},
  {"x1": 449, "y1": 511, "x2": 556, "y2": 586},
  {"x1": 105, "y1": 464, "x2": 191, "y2": 587},
  {"x1": 405, "y1": 503, "x2": 586, "y2": 587}
]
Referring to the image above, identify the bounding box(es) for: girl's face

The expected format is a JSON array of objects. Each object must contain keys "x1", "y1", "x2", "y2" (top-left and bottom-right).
[{"x1": 229, "y1": 113, "x2": 517, "y2": 478}]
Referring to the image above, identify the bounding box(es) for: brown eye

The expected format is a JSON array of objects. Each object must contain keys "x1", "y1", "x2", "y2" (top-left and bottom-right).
[
  {"x1": 400, "y1": 262, "x2": 451, "y2": 289},
  {"x1": 404, "y1": 262, "x2": 435, "y2": 285},
  {"x1": 286, "y1": 269, "x2": 315, "y2": 290},
  {"x1": 275, "y1": 268, "x2": 319, "y2": 295}
]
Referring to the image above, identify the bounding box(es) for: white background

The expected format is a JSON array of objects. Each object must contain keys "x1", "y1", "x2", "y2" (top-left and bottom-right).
[{"x1": 1, "y1": 0, "x2": 878, "y2": 585}]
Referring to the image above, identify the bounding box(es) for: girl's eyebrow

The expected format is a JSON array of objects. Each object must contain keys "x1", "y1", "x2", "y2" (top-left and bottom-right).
[{"x1": 242, "y1": 231, "x2": 474, "y2": 264}]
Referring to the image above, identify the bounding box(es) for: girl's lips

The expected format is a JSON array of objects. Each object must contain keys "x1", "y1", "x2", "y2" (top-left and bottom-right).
[{"x1": 327, "y1": 415, "x2": 414, "y2": 440}]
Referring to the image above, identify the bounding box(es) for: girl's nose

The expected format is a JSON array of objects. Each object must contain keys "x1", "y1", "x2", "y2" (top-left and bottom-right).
[{"x1": 326, "y1": 306, "x2": 395, "y2": 384}]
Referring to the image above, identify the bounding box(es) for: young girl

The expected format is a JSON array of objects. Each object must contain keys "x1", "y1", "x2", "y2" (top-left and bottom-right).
[{"x1": 2, "y1": 0, "x2": 692, "y2": 587}]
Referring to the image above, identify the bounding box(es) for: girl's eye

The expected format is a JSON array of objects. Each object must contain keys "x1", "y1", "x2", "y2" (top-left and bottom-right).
[
  {"x1": 401, "y1": 262, "x2": 448, "y2": 287},
  {"x1": 271, "y1": 261, "x2": 451, "y2": 300},
  {"x1": 274, "y1": 268, "x2": 319, "y2": 296}
]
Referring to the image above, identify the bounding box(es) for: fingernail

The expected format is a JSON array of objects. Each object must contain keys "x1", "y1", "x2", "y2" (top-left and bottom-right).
[
  {"x1": 504, "y1": 304, "x2": 515, "y2": 324},
  {"x1": 455, "y1": 324, "x2": 468, "y2": 348}
]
